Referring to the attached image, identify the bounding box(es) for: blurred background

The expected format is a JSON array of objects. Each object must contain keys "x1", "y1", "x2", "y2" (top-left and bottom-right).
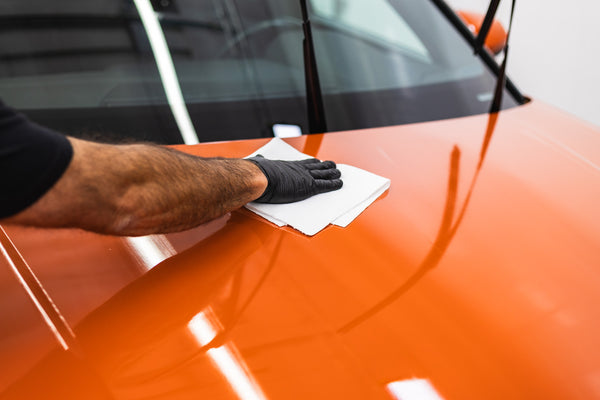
[{"x1": 447, "y1": 0, "x2": 600, "y2": 127}]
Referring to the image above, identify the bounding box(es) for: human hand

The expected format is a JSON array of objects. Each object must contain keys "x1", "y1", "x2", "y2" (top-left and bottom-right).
[{"x1": 248, "y1": 155, "x2": 343, "y2": 203}]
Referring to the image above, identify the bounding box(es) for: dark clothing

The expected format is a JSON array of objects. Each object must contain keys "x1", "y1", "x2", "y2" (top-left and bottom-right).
[{"x1": 0, "y1": 101, "x2": 73, "y2": 218}]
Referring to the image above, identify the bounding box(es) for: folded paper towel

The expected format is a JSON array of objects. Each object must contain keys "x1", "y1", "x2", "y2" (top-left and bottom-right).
[{"x1": 245, "y1": 138, "x2": 390, "y2": 236}]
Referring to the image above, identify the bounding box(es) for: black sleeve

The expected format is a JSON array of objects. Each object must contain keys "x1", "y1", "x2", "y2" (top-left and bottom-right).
[{"x1": 0, "y1": 101, "x2": 73, "y2": 218}]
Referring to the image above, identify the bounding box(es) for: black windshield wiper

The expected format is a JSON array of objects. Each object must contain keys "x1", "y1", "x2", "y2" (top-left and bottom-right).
[
  {"x1": 473, "y1": 0, "x2": 501, "y2": 55},
  {"x1": 487, "y1": 0, "x2": 516, "y2": 113},
  {"x1": 429, "y1": 0, "x2": 526, "y2": 106},
  {"x1": 300, "y1": 0, "x2": 327, "y2": 134},
  {"x1": 473, "y1": 0, "x2": 516, "y2": 113}
]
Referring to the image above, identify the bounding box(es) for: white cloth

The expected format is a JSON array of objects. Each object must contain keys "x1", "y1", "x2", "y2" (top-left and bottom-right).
[{"x1": 245, "y1": 138, "x2": 390, "y2": 236}]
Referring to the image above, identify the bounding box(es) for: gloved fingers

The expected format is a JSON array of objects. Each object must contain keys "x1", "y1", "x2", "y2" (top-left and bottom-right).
[
  {"x1": 248, "y1": 155, "x2": 343, "y2": 203},
  {"x1": 301, "y1": 160, "x2": 337, "y2": 170},
  {"x1": 309, "y1": 168, "x2": 341, "y2": 180},
  {"x1": 314, "y1": 178, "x2": 343, "y2": 193}
]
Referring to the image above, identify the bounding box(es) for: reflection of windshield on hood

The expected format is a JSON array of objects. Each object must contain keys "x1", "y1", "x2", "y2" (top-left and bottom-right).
[{"x1": 0, "y1": 0, "x2": 523, "y2": 144}]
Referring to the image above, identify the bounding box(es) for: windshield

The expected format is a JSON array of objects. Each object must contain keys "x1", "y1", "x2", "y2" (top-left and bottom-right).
[{"x1": 0, "y1": 0, "x2": 521, "y2": 144}]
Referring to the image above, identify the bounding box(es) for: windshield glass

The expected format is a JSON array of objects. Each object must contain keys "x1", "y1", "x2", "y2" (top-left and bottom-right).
[{"x1": 0, "y1": 0, "x2": 520, "y2": 144}]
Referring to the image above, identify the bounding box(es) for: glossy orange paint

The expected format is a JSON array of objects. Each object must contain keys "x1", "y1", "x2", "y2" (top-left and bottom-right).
[
  {"x1": 457, "y1": 10, "x2": 508, "y2": 54},
  {"x1": 2, "y1": 100, "x2": 600, "y2": 399}
]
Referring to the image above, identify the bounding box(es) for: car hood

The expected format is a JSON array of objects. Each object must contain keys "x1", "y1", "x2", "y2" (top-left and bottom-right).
[{"x1": 2, "y1": 100, "x2": 600, "y2": 399}]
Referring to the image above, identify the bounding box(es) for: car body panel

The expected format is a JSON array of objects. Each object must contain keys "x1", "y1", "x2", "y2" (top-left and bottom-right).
[
  {"x1": 2, "y1": 100, "x2": 600, "y2": 399},
  {"x1": 456, "y1": 10, "x2": 507, "y2": 54}
]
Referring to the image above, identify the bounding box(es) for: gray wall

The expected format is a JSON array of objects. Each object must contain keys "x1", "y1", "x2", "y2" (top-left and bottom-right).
[{"x1": 446, "y1": 0, "x2": 600, "y2": 127}]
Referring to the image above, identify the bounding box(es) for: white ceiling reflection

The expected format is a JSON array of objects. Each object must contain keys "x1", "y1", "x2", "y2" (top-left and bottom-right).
[
  {"x1": 188, "y1": 310, "x2": 268, "y2": 400},
  {"x1": 387, "y1": 378, "x2": 445, "y2": 400},
  {"x1": 125, "y1": 235, "x2": 177, "y2": 271}
]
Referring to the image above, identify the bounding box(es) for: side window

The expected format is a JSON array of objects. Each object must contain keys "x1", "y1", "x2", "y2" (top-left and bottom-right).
[{"x1": 309, "y1": 0, "x2": 430, "y2": 62}]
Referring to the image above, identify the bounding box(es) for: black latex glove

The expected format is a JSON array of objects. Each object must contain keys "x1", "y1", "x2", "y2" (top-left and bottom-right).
[{"x1": 248, "y1": 155, "x2": 343, "y2": 203}]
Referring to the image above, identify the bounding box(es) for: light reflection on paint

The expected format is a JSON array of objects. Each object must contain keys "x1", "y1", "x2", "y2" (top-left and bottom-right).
[
  {"x1": 386, "y1": 378, "x2": 445, "y2": 400},
  {"x1": 126, "y1": 227, "x2": 268, "y2": 400},
  {"x1": 188, "y1": 310, "x2": 268, "y2": 400},
  {"x1": 126, "y1": 235, "x2": 177, "y2": 271},
  {"x1": 0, "y1": 227, "x2": 76, "y2": 351}
]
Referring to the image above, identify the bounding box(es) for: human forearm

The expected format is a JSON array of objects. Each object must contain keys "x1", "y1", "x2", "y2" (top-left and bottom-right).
[
  {"x1": 108, "y1": 143, "x2": 268, "y2": 235},
  {"x1": 8, "y1": 138, "x2": 267, "y2": 236}
]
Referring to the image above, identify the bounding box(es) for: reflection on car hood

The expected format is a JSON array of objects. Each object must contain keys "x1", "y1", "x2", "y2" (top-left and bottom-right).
[{"x1": 1, "y1": 101, "x2": 600, "y2": 399}]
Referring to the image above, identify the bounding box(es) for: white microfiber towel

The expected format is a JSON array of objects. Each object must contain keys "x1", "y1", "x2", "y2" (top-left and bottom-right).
[{"x1": 245, "y1": 138, "x2": 390, "y2": 236}]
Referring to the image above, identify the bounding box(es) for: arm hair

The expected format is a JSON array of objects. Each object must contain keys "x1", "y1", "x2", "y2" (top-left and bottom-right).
[{"x1": 4, "y1": 137, "x2": 268, "y2": 236}]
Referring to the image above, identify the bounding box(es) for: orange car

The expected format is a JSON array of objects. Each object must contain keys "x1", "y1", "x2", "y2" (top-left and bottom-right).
[{"x1": 1, "y1": 1, "x2": 599, "y2": 399}]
